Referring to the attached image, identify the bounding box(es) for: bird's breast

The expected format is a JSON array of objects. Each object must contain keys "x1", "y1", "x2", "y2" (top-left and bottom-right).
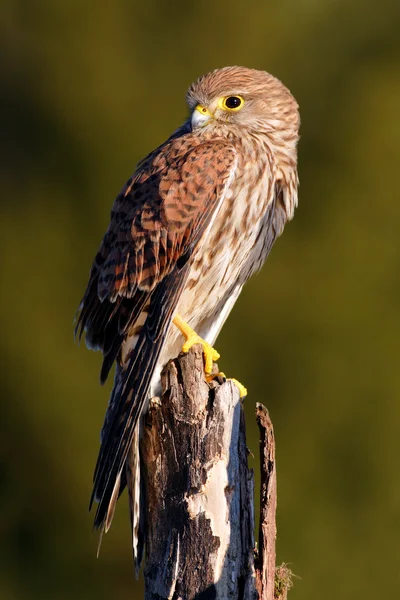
[{"x1": 178, "y1": 157, "x2": 275, "y2": 322}]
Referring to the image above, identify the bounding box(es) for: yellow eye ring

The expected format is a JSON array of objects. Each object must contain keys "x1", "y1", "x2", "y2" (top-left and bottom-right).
[{"x1": 218, "y1": 95, "x2": 245, "y2": 112}]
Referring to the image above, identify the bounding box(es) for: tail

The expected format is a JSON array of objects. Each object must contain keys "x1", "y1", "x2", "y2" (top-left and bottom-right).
[
  {"x1": 90, "y1": 263, "x2": 191, "y2": 567},
  {"x1": 96, "y1": 411, "x2": 145, "y2": 574},
  {"x1": 127, "y1": 425, "x2": 145, "y2": 575}
]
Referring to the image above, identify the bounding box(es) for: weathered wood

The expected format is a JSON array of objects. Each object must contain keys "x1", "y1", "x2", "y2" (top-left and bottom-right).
[
  {"x1": 254, "y1": 404, "x2": 293, "y2": 600},
  {"x1": 141, "y1": 345, "x2": 291, "y2": 599},
  {"x1": 141, "y1": 345, "x2": 256, "y2": 599},
  {"x1": 254, "y1": 404, "x2": 277, "y2": 600}
]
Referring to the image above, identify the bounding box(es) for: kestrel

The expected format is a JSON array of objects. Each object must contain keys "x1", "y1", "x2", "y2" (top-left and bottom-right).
[{"x1": 76, "y1": 66, "x2": 299, "y2": 569}]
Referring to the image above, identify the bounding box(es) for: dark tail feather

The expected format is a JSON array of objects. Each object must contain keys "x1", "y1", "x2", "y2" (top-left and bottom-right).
[
  {"x1": 90, "y1": 263, "x2": 190, "y2": 532},
  {"x1": 126, "y1": 425, "x2": 146, "y2": 576}
]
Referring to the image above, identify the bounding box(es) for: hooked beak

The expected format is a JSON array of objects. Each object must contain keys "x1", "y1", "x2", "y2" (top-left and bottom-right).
[{"x1": 191, "y1": 104, "x2": 213, "y2": 129}]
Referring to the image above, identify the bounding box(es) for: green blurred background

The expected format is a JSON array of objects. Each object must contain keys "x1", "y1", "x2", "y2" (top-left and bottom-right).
[{"x1": 2, "y1": 1, "x2": 400, "y2": 598}]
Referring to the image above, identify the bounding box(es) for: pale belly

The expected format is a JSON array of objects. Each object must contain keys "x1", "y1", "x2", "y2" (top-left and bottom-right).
[
  {"x1": 124, "y1": 161, "x2": 279, "y2": 395},
  {"x1": 156, "y1": 171, "x2": 275, "y2": 372}
]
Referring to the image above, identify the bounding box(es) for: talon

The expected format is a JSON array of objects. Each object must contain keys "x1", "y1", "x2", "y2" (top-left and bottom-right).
[
  {"x1": 173, "y1": 314, "x2": 220, "y2": 375},
  {"x1": 206, "y1": 371, "x2": 226, "y2": 383},
  {"x1": 205, "y1": 371, "x2": 247, "y2": 398}
]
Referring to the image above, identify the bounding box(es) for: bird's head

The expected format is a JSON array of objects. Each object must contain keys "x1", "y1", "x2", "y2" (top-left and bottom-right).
[{"x1": 186, "y1": 66, "x2": 299, "y2": 156}]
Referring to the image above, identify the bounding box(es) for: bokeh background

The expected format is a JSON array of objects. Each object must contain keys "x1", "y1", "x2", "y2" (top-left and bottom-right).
[{"x1": 2, "y1": 1, "x2": 400, "y2": 598}]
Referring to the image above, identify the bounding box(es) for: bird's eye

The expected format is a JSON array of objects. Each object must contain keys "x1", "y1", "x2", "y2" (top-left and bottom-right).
[{"x1": 221, "y1": 96, "x2": 244, "y2": 111}]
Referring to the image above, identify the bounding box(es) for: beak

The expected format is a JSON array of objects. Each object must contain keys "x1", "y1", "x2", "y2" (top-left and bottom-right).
[{"x1": 191, "y1": 105, "x2": 213, "y2": 128}]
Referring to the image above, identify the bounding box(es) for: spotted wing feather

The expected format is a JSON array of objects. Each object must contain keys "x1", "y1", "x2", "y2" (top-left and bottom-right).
[
  {"x1": 76, "y1": 135, "x2": 237, "y2": 533},
  {"x1": 97, "y1": 136, "x2": 237, "y2": 299},
  {"x1": 76, "y1": 137, "x2": 236, "y2": 377}
]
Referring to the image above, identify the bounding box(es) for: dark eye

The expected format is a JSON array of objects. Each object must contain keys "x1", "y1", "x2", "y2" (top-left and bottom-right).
[{"x1": 222, "y1": 96, "x2": 244, "y2": 111}]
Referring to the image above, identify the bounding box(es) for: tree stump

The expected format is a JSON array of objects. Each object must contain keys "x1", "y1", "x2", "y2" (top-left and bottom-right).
[{"x1": 141, "y1": 345, "x2": 291, "y2": 600}]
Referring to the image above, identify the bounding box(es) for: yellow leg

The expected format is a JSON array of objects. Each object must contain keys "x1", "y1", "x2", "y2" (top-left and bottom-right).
[{"x1": 172, "y1": 314, "x2": 220, "y2": 375}]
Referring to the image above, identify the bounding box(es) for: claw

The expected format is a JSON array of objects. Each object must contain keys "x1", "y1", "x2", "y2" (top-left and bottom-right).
[
  {"x1": 172, "y1": 315, "x2": 246, "y2": 396},
  {"x1": 206, "y1": 371, "x2": 226, "y2": 383},
  {"x1": 206, "y1": 371, "x2": 248, "y2": 398},
  {"x1": 173, "y1": 314, "x2": 220, "y2": 375}
]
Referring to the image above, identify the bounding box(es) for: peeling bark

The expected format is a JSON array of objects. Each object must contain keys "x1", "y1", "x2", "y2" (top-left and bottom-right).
[
  {"x1": 254, "y1": 404, "x2": 277, "y2": 600},
  {"x1": 141, "y1": 345, "x2": 290, "y2": 600}
]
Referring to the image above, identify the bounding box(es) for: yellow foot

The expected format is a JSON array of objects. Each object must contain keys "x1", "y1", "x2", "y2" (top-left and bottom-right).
[
  {"x1": 173, "y1": 314, "x2": 220, "y2": 375},
  {"x1": 206, "y1": 371, "x2": 248, "y2": 398}
]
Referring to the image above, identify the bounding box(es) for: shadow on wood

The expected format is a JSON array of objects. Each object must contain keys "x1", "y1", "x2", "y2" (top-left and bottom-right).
[{"x1": 141, "y1": 345, "x2": 291, "y2": 600}]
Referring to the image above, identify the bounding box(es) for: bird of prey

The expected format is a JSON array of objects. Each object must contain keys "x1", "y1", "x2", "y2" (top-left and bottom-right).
[{"x1": 76, "y1": 66, "x2": 299, "y2": 569}]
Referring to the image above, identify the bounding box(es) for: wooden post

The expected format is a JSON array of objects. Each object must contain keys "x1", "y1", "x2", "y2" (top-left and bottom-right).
[{"x1": 141, "y1": 345, "x2": 292, "y2": 600}]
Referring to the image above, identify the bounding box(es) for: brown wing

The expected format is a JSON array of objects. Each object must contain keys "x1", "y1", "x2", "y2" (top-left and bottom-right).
[
  {"x1": 99, "y1": 134, "x2": 237, "y2": 300},
  {"x1": 76, "y1": 133, "x2": 237, "y2": 531},
  {"x1": 76, "y1": 135, "x2": 236, "y2": 377}
]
